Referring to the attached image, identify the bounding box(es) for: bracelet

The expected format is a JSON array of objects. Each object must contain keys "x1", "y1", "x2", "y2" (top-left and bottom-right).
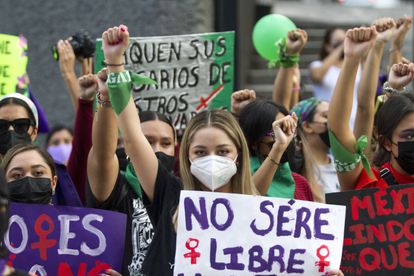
[
  {"x1": 382, "y1": 81, "x2": 406, "y2": 96},
  {"x1": 97, "y1": 91, "x2": 112, "y2": 107},
  {"x1": 267, "y1": 155, "x2": 280, "y2": 166},
  {"x1": 268, "y1": 38, "x2": 300, "y2": 69},
  {"x1": 103, "y1": 61, "x2": 125, "y2": 67}
]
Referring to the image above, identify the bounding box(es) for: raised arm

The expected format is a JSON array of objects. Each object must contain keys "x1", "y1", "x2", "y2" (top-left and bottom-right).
[
  {"x1": 354, "y1": 18, "x2": 395, "y2": 156},
  {"x1": 389, "y1": 16, "x2": 412, "y2": 68},
  {"x1": 67, "y1": 72, "x2": 96, "y2": 203},
  {"x1": 231, "y1": 89, "x2": 256, "y2": 119},
  {"x1": 309, "y1": 41, "x2": 344, "y2": 84},
  {"x1": 87, "y1": 68, "x2": 120, "y2": 202},
  {"x1": 57, "y1": 40, "x2": 81, "y2": 111},
  {"x1": 387, "y1": 62, "x2": 414, "y2": 95},
  {"x1": 102, "y1": 25, "x2": 159, "y2": 202},
  {"x1": 253, "y1": 113, "x2": 297, "y2": 195},
  {"x1": 328, "y1": 27, "x2": 377, "y2": 191},
  {"x1": 272, "y1": 29, "x2": 307, "y2": 110}
]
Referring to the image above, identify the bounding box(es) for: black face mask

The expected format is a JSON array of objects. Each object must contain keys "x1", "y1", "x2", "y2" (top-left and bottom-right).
[
  {"x1": 0, "y1": 130, "x2": 32, "y2": 155},
  {"x1": 319, "y1": 129, "x2": 331, "y2": 148},
  {"x1": 155, "y1": 151, "x2": 175, "y2": 172},
  {"x1": 394, "y1": 141, "x2": 414, "y2": 175},
  {"x1": 116, "y1": 147, "x2": 128, "y2": 172},
  {"x1": 8, "y1": 177, "x2": 52, "y2": 204},
  {"x1": 288, "y1": 137, "x2": 304, "y2": 173}
]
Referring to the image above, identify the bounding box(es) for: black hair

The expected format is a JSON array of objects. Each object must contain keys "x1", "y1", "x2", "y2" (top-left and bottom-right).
[
  {"x1": 46, "y1": 125, "x2": 73, "y2": 146},
  {"x1": 373, "y1": 93, "x2": 414, "y2": 167},
  {"x1": 239, "y1": 99, "x2": 288, "y2": 155},
  {"x1": 320, "y1": 28, "x2": 341, "y2": 60},
  {"x1": 0, "y1": 97, "x2": 36, "y2": 127},
  {"x1": 138, "y1": 111, "x2": 176, "y2": 141}
]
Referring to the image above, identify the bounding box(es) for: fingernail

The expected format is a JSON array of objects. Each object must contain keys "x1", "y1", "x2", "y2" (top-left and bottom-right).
[{"x1": 120, "y1": 26, "x2": 126, "y2": 32}]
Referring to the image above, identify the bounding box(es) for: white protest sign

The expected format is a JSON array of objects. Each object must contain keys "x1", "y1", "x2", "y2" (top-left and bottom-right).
[{"x1": 174, "y1": 191, "x2": 346, "y2": 275}]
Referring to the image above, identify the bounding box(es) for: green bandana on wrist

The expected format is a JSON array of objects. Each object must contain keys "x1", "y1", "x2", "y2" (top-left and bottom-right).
[
  {"x1": 107, "y1": 71, "x2": 156, "y2": 115},
  {"x1": 268, "y1": 38, "x2": 300, "y2": 69},
  {"x1": 329, "y1": 130, "x2": 373, "y2": 178}
]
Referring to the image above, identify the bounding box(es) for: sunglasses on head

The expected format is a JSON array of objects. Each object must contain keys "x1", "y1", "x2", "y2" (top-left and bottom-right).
[{"x1": 0, "y1": 118, "x2": 33, "y2": 134}]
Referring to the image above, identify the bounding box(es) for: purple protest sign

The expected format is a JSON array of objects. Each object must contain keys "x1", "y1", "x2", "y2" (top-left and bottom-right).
[{"x1": 4, "y1": 202, "x2": 126, "y2": 275}]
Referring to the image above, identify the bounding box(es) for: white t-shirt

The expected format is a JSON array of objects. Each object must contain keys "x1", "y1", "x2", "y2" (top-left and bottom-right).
[
  {"x1": 309, "y1": 60, "x2": 361, "y2": 129},
  {"x1": 315, "y1": 157, "x2": 340, "y2": 194}
]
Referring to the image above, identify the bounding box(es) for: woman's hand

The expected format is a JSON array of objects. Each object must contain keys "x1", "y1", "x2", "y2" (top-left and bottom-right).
[
  {"x1": 99, "y1": 269, "x2": 122, "y2": 276},
  {"x1": 97, "y1": 67, "x2": 110, "y2": 100},
  {"x1": 388, "y1": 62, "x2": 414, "y2": 90},
  {"x1": 373, "y1": 17, "x2": 396, "y2": 44},
  {"x1": 272, "y1": 112, "x2": 298, "y2": 151},
  {"x1": 286, "y1": 29, "x2": 308, "y2": 55},
  {"x1": 231, "y1": 89, "x2": 256, "y2": 116},
  {"x1": 57, "y1": 40, "x2": 76, "y2": 78},
  {"x1": 325, "y1": 269, "x2": 344, "y2": 276},
  {"x1": 102, "y1": 25, "x2": 129, "y2": 66},
  {"x1": 344, "y1": 26, "x2": 377, "y2": 60},
  {"x1": 78, "y1": 74, "x2": 98, "y2": 101},
  {"x1": 392, "y1": 16, "x2": 412, "y2": 50}
]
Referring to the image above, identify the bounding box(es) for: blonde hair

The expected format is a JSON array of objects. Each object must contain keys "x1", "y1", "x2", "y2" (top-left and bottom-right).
[
  {"x1": 179, "y1": 109, "x2": 256, "y2": 195},
  {"x1": 173, "y1": 110, "x2": 257, "y2": 229}
]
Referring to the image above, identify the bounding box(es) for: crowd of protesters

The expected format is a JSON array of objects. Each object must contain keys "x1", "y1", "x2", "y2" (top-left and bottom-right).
[{"x1": 0, "y1": 14, "x2": 413, "y2": 276}]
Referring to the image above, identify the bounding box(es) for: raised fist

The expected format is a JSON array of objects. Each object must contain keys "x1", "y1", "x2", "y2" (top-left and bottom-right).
[
  {"x1": 231, "y1": 89, "x2": 256, "y2": 116},
  {"x1": 286, "y1": 29, "x2": 308, "y2": 55},
  {"x1": 388, "y1": 62, "x2": 414, "y2": 91},
  {"x1": 372, "y1": 17, "x2": 396, "y2": 43},
  {"x1": 97, "y1": 68, "x2": 109, "y2": 99},
  {"x1": 78, "y1": 74, "x2": 98, "y2": 101},
  {"x1": 392, "y1": 16, "x2": 412, "y2": 49},
  {"x1": 272, "y1": 112, "x2": 298, "y2": 150},
  {"x1": 102, "y1": 25, "x2": 129, "y2": 65},
  {"x1": 344, "y1": 26, "x2": 377, "y2": 59}
]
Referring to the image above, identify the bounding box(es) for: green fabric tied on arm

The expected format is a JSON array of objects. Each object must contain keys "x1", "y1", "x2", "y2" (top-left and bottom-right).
[
  {"x1": 124, "y1": 163, "x2": 142, "y2": 199},
  {"x1": 328, "y1": 130, "x2": 373, "y2": 178},
  {"x1": 107, "y1": 71, "x2": 157, "y2": 115},
  {"x1": 268, "y1": 38, "x2": 300, "y2": 69}
]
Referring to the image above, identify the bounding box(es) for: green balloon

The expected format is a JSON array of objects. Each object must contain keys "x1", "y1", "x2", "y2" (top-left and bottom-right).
[{"x1": 253, "y1": 14, "x2": 296, "y2": 61}]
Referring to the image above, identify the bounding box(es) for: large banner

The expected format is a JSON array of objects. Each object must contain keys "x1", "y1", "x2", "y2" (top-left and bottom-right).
[
  {"x1": 5, "y1": 202, "x2": 127, "y2": 275},
  {"x1": 0, "y1": 34, "x2": 28, "y2": 96},
  {"x1": 174, "y1": 191, "x2": 346, "y2": 275},
  {"x1": 326, "y1": 184, "x2": 414, "y2": 276},
  {"x1": 95, "y1": 31, "x2": 234, "y2": 131}
]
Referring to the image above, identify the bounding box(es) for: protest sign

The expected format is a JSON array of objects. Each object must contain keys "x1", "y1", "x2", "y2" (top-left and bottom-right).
[
  {"x1": 4, "y1": 202, "x2": 127, "y2": 275},
  {"x1": 95, "y1": 31, "x2": 234, "y2": 130},
  {"x1": 326, "y1": 184, "x2": 414, "y2": 276},
  {"x1": 0, "y1": 34, "x2": 28, "y2": 96},
  {"x1": 174, "y1": 191, "x2": 346, "y2": 275}
]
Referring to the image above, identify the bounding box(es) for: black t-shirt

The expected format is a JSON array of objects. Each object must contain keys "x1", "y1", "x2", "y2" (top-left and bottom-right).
[
  {"x1": 86, "y1": 171, "x2": 154, "y2": 276},
  {"x1": 141, "y1": 161, "x2": 183, "y2": 276}
]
